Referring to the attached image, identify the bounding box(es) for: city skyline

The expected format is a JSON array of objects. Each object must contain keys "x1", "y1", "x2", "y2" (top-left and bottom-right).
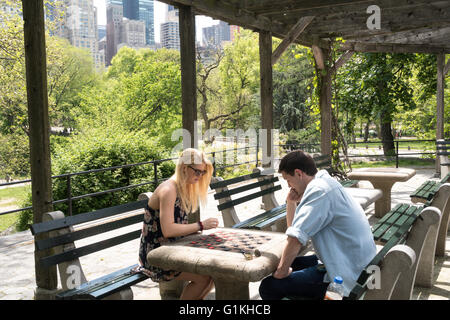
[{"x1": 94, "y1": 0, "x2": 217, "y2": 43}]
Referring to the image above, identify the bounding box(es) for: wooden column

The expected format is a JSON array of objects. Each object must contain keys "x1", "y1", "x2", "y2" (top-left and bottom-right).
[
  {"x1": 179, "y1": 5, "x2": 197, "y2": 150},
  {"x1": 313, "y1": 45, "x2": 332, "y2": 157},
  {"x1": 436, "y1": 53, "x2": 445, "y2": 174},
  {"x1": 259, "y1": 31, "x2": 273, "y2": 168},
  {"x1": 22, "y1": 0, "x2": 56, "y2": 298}
]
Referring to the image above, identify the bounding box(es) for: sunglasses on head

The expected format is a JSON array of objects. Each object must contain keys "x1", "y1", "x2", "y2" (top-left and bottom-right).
[{"x1": 188, "y1": 165, "x2": 207, "y2": 177}]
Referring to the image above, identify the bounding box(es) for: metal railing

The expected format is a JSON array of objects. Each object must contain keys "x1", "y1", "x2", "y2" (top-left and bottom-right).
[{"x1": 0, "y1": 138, "x2": 437, "y2": 218}]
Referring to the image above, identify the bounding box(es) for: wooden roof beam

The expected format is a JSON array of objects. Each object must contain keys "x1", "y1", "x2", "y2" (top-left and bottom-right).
[
  {"x1": 340, "y1": 42, "x2": 450, "y2": 54},
  {"x1": 342, "y1": 26, "x2": 450, "y2": 43},
  {"x1": 331, "y1": 50, "x2": 355, "y2": 73},
  {"x1": 244, "y1": 0, "x2": 374, "y2": 14},
  {"x1": 271, "y1": 16, "x2": 315, "y2": 65},
  {"x1": 264, "y1": 0, "x2": 446, "y2": 20},
  {"x1": 158, "y1": 0, "x2": 330, "y2": 48}
]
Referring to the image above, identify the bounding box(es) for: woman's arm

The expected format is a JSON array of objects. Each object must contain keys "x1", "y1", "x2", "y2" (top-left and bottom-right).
[{"x1": 159, "y1": 183, "x2": 218, "y2": 238}]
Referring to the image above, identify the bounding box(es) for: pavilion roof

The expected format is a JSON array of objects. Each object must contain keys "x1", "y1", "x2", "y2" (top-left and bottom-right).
[{"x1": 161, "y1": 0, "x2": 450, "y2": 54}]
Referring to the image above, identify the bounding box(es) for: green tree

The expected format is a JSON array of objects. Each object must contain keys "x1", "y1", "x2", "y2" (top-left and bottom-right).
[
  {"x1": 337, "y1": 53, "x2": 418, "y2": 155},
  {"x1": 273, "y1": 45, "x2": 315, "y2": 133},
  {"x1": 217, "y1": 29, "x2": 260, "y2": 130},
  {"x1": 76, "y1": 46, "x2": 182, "y2": 149}
]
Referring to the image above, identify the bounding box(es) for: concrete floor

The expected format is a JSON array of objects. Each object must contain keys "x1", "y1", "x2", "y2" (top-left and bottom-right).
[{"x1": 0, "y1": 167, "x2": 448, "y2": 300}]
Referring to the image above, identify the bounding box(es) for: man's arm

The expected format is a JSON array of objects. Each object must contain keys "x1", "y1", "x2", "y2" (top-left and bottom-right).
[
  {"x1": 286, "y1": 188, "x2": 302, "y2": 227},
  {"x1": 273, "y1": 236, "x2": 302, "y2": 279}
]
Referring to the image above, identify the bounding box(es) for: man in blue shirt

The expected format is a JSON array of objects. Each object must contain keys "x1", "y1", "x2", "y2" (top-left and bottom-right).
[{"x1": 259, "y1": 150, "x2": 376, "y2": 299}]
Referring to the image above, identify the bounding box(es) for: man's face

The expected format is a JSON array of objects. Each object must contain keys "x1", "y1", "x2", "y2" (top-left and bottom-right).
[{"x1": 281, "y1": 169, "x2": 306, "y2": 195}]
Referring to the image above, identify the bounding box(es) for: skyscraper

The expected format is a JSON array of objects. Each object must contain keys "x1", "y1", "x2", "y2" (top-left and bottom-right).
[
  {"x1": 123, "y1": 0, "x2": 139, "y2": 20},
  {"x1": 106, "y1": 3, "x2": 123, "y2": 65},
  {"x1": 57, "y1": 0, "x2": 103, "y2": 68},
  {"x1": 160, "y1": 5, "x2": 179, "y2": 50},
  {"x1": 139, "y1": 0, "x2": 155, "y2": 45},
  {"x1": 106, "y1": 0, "x2": 154, "y2": 60},
  {"x1": 202, "y1": 21, "x2": 236, "y2": 48}
]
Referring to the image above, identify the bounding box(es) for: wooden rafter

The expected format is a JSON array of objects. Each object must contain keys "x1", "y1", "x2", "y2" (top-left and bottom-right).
[
  {"x1": 271, "y1": 16, "x2": 315, "y2": 65},
  {"x1": 332, "y1": 50, "x2": 355, "y2": 73}
]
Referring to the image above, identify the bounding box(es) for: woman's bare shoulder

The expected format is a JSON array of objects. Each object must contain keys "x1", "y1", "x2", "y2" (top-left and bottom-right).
[{"x1": 155, "y1": 179, "x2": 177, "y2": 199}]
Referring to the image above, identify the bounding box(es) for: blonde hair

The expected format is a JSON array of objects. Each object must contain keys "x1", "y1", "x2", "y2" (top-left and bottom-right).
[{"x1": 174, "y1": 148, "x2": 213, "y2": 213}]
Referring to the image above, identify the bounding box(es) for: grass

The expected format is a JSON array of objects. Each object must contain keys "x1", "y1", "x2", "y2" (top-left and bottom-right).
[
  {"x1": 0, "y1": 184, "x2": 31, "y2": 232},
  {"x1": 351, "y1": 158, "x2": 435, "y2": 169}
]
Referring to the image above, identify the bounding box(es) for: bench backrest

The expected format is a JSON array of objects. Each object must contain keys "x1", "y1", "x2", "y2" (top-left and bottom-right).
[
  {"x1": 436, "y1": 139, "x2": 450, "y2": 178},
  {"x1": 347, "y1": 205, "x2": 441, "y2": 300},
  {"x1": 30, "y1": 200, "x2": 147, "y2": 289},
  {"x1": 210, "y1": 167, "x2": 281, "y2": 227}
]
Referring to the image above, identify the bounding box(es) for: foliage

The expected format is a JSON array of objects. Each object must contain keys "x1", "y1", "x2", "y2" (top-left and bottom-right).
[
  {"x1": 0, "y1": 132, "x2": 30, "y2": 181},
  {"x1": 76, "y1": 47, "x2": 182, "y2": 148},
  {"x1": 0, "y1": 2, "x2": 96, "y2": 135},
  {"x1": 17, "y1": 127, "x2": 175, "y2": 230},
  {"x1": 273, "y1": 45, "x2": 316, "y2": 132},
  {"x1": 216, "y1": 30, "x2": 261, "y2": 130},
  {"x1": 336, "y1": 52, "x2": 430, "y2": 155}
]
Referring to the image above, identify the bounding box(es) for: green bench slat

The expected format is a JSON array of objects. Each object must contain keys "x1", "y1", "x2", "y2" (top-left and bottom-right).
[
  {"x1": 372, "y1": 203, "x2": 406, "y2": 239},
  {"x1": 410, "y1": 180, "x2": 439, "y2": 200},
  {"x1": 339, "y1": 180, "x2": 359, "y2": 188},
  {"x1": 40, "y1": 229, "x2": 142, "y2": 268},
  {"x1": 210, "y1": 170, "x2": 273, "y2": 189},
  {"x1": 217, "y1": 185, "x2": 282, "y2": 211},
  {"x1": 214, "y1": 176, "x2": 279, "y2": 200},
  {"x1": 441, "y1": 173, "x2": 450, "y2": 183},
  {"x1": 31, "y1": 199, "x2": 147, "y2": 235},
  {"x1": 56, "y1": 264, "x2": 147, "y2": 300},
  {"x1": 232, "y1": 204, "x2": 287, "y2": 229},
  {"x1": 36, "y1": 213, "x2": 144, "y2": 251}
]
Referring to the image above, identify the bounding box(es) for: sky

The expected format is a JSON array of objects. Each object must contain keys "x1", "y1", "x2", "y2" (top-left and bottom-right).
[{"x1": 93, "y1": 0, "x2": 218, "y2": 43}]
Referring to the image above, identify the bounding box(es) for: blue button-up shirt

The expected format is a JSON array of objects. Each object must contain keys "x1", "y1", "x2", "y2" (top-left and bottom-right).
[{"x1": 286, "y1": 170, "x2": 377, "y2": 297}]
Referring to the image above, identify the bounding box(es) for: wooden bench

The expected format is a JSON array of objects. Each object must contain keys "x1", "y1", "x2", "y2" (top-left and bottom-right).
[
  {"x1": 30, "y1": 200, "x2": 149, "y2": 300},
  {"x1": 436, "y1": 139, "x2": 450, "y2": 179},
  {"x1": 410, "y1": 172, "x2": 450, "y2": 204},
  {"x1": 210, "y1": 167, "x2": 287, "y2": 232},
  {"x1": 345, "y1": 203, "x2": 442, "y2": 300},
  {"x1": 313, "y1": 154, "x2": 359, "y2": 188}
]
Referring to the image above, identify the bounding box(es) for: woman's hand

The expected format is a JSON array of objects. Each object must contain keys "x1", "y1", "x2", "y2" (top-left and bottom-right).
[{"x1": 202, "y1": 218, "x2": 219, "y2": 230}]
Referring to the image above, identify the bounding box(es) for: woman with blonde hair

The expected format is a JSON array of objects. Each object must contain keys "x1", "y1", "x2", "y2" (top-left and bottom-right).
[{"x1": 135, "y1": 148, "x2": 218, "y2": 299}]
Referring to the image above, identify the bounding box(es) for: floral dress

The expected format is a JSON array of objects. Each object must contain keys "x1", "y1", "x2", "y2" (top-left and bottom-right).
[{"x1": 135, "y1": 197, "x2": 188, "y2": 282}]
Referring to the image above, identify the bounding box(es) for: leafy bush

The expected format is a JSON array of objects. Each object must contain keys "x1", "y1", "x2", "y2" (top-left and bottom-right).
[
  {"x1": 17, "y1": 127, "x2": 175, "y2": 230},
  {"x1": 279, "y1": 129, "x2": 320, "y2": 153}
]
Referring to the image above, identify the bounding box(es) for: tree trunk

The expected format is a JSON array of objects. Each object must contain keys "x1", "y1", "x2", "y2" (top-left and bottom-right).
[
  {"x1": 380, "y1": 112, "x2": 395, "y2": 156},
  {"x1": 364, "y1": 122, "x2": 369, "y2": 142}
]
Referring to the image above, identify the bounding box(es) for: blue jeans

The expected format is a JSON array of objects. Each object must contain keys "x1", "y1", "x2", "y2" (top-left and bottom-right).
[{"x1": 259, "y1": 255, "x2": 329, "y2": 300}]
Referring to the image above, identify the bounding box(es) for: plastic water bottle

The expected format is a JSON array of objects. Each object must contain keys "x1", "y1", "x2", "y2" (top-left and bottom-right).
[{"x1": 324, "y1": 276, "x2": 344, "y2": 300}]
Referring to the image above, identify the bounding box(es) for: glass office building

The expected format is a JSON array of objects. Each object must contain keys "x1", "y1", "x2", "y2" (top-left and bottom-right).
[{"x1": 139, "y1": 0, "x2": 155, "y2": 45}]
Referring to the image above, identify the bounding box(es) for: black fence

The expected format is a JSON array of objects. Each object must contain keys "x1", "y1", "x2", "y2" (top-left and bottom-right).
[{"x1": 0, "y1": 139, "x2": 438, "y2": 218}]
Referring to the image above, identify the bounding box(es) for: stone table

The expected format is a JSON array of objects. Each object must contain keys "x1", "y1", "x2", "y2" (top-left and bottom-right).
[
  {"x1": 345, "y1": 187, "x2": 383, "y2": 210},
  {"x1": 147, "y1": 228, "x2": 287, "y2": 300},
  {"x1": 347, "y1": 167, "x2": 416, "y2": 218}
]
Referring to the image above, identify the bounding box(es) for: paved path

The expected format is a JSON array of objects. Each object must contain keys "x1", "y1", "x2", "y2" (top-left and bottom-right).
[{"x1": 0, "y1": 167, "x2": 449, "y2": 300}]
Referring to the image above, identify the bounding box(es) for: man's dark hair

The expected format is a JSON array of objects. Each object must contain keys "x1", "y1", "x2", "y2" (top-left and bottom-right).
[{"x1": 278, "y1": 150, "x2": 318, "y2": 176}]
